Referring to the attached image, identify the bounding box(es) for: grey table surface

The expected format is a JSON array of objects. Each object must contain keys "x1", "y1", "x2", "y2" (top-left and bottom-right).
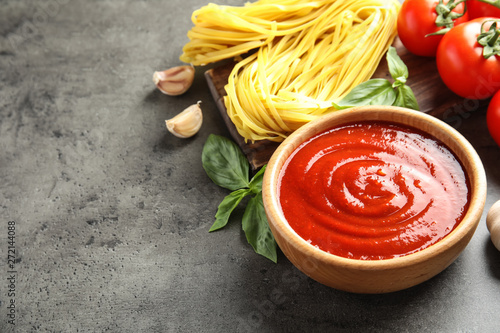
[{"x1": 1, "y1": 0, "x2": 500, "y2": 332}]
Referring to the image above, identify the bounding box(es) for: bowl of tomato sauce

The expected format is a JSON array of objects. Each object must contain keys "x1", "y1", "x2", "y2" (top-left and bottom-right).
[{"x1": 262, "y1": 105, "x2": 487, "y2": 293}]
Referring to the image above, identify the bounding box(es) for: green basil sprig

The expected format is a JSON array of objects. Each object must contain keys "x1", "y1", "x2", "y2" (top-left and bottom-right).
[
  {"x1": 334, "y1": 46, "x2": 420, "y2": 111},
  {"x1": 202, "y1": 134, "x2": 277, "y2": 263}
]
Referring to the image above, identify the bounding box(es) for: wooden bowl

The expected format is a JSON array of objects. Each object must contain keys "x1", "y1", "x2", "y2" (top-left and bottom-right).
[{"x1": 262, "y1": 105, "x2": 487, "y2": 294}]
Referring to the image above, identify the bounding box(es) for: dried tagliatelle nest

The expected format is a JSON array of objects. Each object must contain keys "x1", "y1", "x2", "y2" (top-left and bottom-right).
[{"x1": 180, "y1": 0, "x2": 401, "y2": 142}]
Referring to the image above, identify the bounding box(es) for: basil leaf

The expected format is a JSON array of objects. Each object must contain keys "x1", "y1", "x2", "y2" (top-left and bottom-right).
[
  {"x1": 394, "y1": 85, "x2": 420, "y2": 111},
  {"x1": 242, "y1": 193, "x2": 277, "y2": 263},
  {"x1": 336, "y1": 79, "x2": 396, "y2": 108},
  {"x1": 210, "y1": 188, "x2": 251, "y2": 232},
  {"x1": 335, "y1": 47, "x2": 419, "y2": 112},
  {"x1": 386, "y1": 46, "x2": 409, "y2": 85},
  {"x1": 202, "y1": 134, "x2": 250, "y2": 191},
  {"x1": 248, "y1": 165, "x2": 267, "y2": 195}
]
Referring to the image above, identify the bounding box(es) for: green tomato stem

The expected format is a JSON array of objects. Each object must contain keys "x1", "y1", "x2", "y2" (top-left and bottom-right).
[
  {"x1": 426, "y1": 0, "x2": 467, "y2": 36},
  {"x1": 478, "y1": 20, "x2": 500, "y2": 59},
  {"x1": 476, "y1": 0, "x2": 500, "y2": 9},
  {"x1": 487, "y1": 23, "x2": 500, "y2": 47}
]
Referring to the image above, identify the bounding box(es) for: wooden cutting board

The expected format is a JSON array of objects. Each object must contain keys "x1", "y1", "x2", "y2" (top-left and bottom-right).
[{"x1": 205, "y1": 37, "x2": 487, "y2": 170}]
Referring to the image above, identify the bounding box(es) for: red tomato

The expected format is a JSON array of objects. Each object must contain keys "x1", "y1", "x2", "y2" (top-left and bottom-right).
[
  {"x1": 487, "y1": 90, "x2": 500, "y2": 146},
  {"x1": 436, "y1": 17, "x2": 500, "y2": 99},
  {"x1": 467, "y1": 0, "x2": 500, "y2": 19},
  {"x1": 398, "y1": 0, "x2": 469, "y2": 57}
]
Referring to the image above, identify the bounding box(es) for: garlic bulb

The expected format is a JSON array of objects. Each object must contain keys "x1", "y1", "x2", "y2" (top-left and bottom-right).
[
  {"x1": 166, "y1": 101, "x2": 203, "y2": 138},
  {"x1": 486, "y1": 200, "x2": 500, "y2": 251}
]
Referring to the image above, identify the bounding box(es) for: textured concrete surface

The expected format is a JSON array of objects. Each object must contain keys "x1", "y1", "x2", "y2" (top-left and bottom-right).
[{"x1": 1, "y1": 0, "x2": 500, "y2": 332}]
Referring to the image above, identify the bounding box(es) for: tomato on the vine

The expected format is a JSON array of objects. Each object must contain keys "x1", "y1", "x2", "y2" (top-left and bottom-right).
[
  {"x1": 487, "y1": 90, "x2": 500, "y2": 146},
  {"x1": 436, "y1": 17, "x2": 500, "y2": 99},
  {"x1": 397, "y1": 0, "x2": 469, "y2": 57},
  {"x1": 467, "y1": 0, "x2": 500, "y2": 19}
]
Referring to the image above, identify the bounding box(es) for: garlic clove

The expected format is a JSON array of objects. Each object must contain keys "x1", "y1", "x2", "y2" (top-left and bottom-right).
[
  {"x1": 489, "y1": 223, "x2": 500, "y2": 252},
  {"x1": 486, "y1": 200, "x2": 500, "y2": 251},
  {"x1": 166, "y1": 101, "x2": 203, "y2": 138},
  {"x1": 153, "y1": 65, "x2": 195, "y2": 96}
]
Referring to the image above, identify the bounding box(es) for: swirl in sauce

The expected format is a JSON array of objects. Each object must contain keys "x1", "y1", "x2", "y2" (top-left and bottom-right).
[{"x1": 278, "y1": 121, "x2": 470, "y2": 260}]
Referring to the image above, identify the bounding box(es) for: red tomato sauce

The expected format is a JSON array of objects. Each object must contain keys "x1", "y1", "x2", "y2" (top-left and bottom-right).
[{"x1": 278, "y1": 121, "x2": 471, "y2": 260}]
